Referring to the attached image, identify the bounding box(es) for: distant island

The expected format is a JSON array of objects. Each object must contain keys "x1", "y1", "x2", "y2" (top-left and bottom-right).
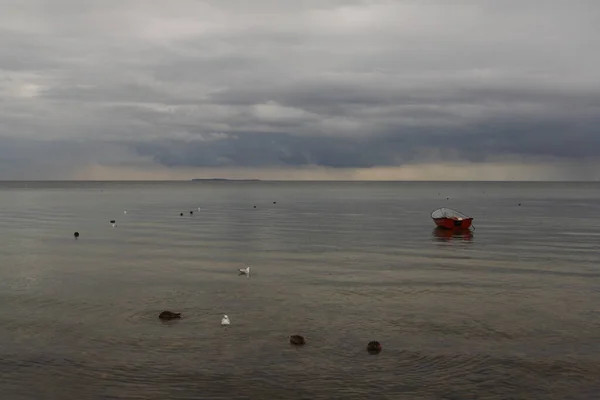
[{"x1": 191, "y1": 178, "x2": 261, "y2": 182}]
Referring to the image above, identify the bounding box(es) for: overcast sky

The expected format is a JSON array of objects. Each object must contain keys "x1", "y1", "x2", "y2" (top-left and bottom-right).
[{"x1": 1, "y1": 0, "x2": 599, "y2": 180}]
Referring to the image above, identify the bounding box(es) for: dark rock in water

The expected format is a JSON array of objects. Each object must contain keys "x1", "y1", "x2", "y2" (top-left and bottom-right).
[
  {"x1": 159, "y1": 311, "x2": 181, "y2": 320},
  {"x1": 290, "y1": 335, "x2": 305, "y2": 345},
  {"x1": 73, "y1": 232, "x2": 80, "y2": 238},
  {"x1": 367, "y1": 341, "x2": 382, "y2": 354},
  {"x1": 110, "y1": 220, "x2": 115, "y2": 224}
]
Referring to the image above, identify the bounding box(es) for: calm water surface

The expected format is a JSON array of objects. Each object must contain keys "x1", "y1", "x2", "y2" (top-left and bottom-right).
[{"x1": 0, "y1": 181, "x2": 599, "y2": 399}]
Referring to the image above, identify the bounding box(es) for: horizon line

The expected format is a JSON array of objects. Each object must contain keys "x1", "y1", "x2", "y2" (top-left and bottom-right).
[{"x1": 1, "y1": 179, "x2": 599, "y2": 183}]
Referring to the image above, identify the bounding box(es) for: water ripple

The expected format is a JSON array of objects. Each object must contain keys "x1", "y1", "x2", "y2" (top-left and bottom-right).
[{"x1": 1, "y1": 182, "x2": 600, "y2": 399}]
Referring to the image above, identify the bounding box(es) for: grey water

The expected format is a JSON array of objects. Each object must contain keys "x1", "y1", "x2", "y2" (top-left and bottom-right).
[{"x1": 0, "y1": 181, "x2": 599, "y2": 399}]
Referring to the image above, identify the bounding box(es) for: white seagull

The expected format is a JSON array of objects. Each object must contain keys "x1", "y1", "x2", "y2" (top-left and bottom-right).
[
  {"x1": 221, "y1": 315, "x2": 230, "y2": 325},
  {"x1": 238, "y1": 266, "x2": 250, "y2": 276}
]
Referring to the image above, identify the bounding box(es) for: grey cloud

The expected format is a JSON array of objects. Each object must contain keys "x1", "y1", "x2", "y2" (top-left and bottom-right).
[
  {"x1": 131, "y1": 134, "x2": 392, "y2": 168},
  {"x1": 0, "y1": 136, "x2": 147, "y2": 179},
  {"x1": 126, "y1": 116, "x2": 600, "y2": 170},
  {"x1": 1, "y1": 0, "x2": 600, "y2": 178}
]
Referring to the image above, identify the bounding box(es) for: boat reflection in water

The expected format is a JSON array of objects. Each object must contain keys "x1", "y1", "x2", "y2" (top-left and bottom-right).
[{"x1": 432, "y1": 227, "x2": 474, "y2": 242}]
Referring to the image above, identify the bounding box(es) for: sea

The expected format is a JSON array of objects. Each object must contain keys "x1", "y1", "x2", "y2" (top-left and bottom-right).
[{"x1": 0, "y1": 181, "x2": 599, "y2": 400}]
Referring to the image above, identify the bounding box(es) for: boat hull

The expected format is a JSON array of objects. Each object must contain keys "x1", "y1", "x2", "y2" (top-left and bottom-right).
[{"x1": 433, "y1": 217, "x2": 473, "y2": 230}]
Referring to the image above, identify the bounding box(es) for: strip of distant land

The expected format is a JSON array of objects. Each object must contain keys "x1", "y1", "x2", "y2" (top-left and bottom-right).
[{"x1": 191, "y1": 178, "x2": 261, "y2": 181}]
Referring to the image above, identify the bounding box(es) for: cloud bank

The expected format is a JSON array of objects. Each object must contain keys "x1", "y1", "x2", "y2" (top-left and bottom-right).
[{"x1": 1, "y1": 0, "x2": 599, "y2": 180}]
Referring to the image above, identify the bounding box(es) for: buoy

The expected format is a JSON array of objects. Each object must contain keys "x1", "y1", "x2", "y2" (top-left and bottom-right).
[
  {"x1": 110, "y1": 220, "x2": 115, "y2": 224},
  {"x1": 273, "y1": 201, "x2": 276, "y2": 204},
  {"x1": 190, "y1": 211, "x2": 193, "y2": 215},
  {"x1": 73, "y1": 232, "x2": 80, "y2": 238},
  {"x1": 253, "y1": 205, "x2": 256, "y2": 208},
  {"x1": 221, "y1": 315, "x2": 230, "y2": 325},
  {"x1": 180, "y1": 213, "x2": 183, "y2": 216}
]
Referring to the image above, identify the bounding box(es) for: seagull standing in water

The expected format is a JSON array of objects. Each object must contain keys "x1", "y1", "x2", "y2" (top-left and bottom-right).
[
  {"x1": 238, "y1": 266, "x2": 250, "y2": 276},
  {"x1": 221, "y1": 315, "x2": 230, "y2": 325}
]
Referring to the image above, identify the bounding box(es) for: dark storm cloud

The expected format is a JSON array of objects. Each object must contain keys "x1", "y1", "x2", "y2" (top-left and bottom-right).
[
  {"x1": 1, "y1": 0, "x2": 600, "y2": 178},
  {"x1": 131, "y1": 133, "x2": 394, "y2": 168},
  {"x1": 125, "y1": 110, "x2": 600, "y2": 170},
  {"x1": 0, "y1": 136, "x2": 148, "y2": 179}
]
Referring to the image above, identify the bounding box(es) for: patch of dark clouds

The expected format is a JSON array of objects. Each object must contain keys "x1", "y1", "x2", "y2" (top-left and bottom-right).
[
  {"x1": 0, "y1": 136, "x2": 147, "y2": 179},
  {"x1": 131, "y1": 134, "x2": 387, "y2": 168},
  {"x1": 127, "y1": 109, "x2": 600, "y2": 169},
  {"x1": 121, "y1": 79, "x2": 600, "y2": 169}
]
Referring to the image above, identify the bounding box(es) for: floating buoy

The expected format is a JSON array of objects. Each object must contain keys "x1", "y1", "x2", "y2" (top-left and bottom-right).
[
  {"x1": 273, "y1": 201, "x2": 276, "y2": 204},
  {"x1": 190, "y1": 211, "x2": 193, "y2": 215},
  {"x1": 180, "y1": 213, "x2": 183, "y2": 216},
  {"x1": 221, "y1": 315, "x2": 230, "y2": 325},
  {"x1": 253, "y1": 205, "x2": 256, "y2": 208},
  {"x1": 73, "y1": 232, "x2": 80, "y2": 238},
  {"x1": 110, "y1": 220, "x2": 115, "y2": 224}
]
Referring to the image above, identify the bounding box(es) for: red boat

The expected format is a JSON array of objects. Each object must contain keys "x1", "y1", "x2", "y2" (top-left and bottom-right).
[{"x1": 431, "y1": 207, "x2": 473, "y2": 230}]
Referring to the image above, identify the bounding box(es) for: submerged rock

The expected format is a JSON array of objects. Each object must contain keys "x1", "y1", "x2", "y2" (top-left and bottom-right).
[
  {"x1": 290, "y1": 335, "x2": 306, "y2": 345},
  {"x1": 159, "y1": 311, "x2": 181, "y2": 320},
  {"x1": 367, "y1": 341, "x2": 382, "y2": 354}
]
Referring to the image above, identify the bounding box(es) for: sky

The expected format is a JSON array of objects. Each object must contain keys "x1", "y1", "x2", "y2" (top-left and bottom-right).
[{"x1": 1, "y1": 0, "x2": 599, "y2": 180}]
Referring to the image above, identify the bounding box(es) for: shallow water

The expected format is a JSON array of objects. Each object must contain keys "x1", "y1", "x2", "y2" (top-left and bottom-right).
[{"x1": 0, "y1": 181, "x2": 599, "y2": 399}]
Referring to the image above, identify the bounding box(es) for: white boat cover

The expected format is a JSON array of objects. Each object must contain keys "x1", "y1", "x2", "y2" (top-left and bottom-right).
[{"x1": 431, "y1": 207, "x2": 470, "y2": 220}]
